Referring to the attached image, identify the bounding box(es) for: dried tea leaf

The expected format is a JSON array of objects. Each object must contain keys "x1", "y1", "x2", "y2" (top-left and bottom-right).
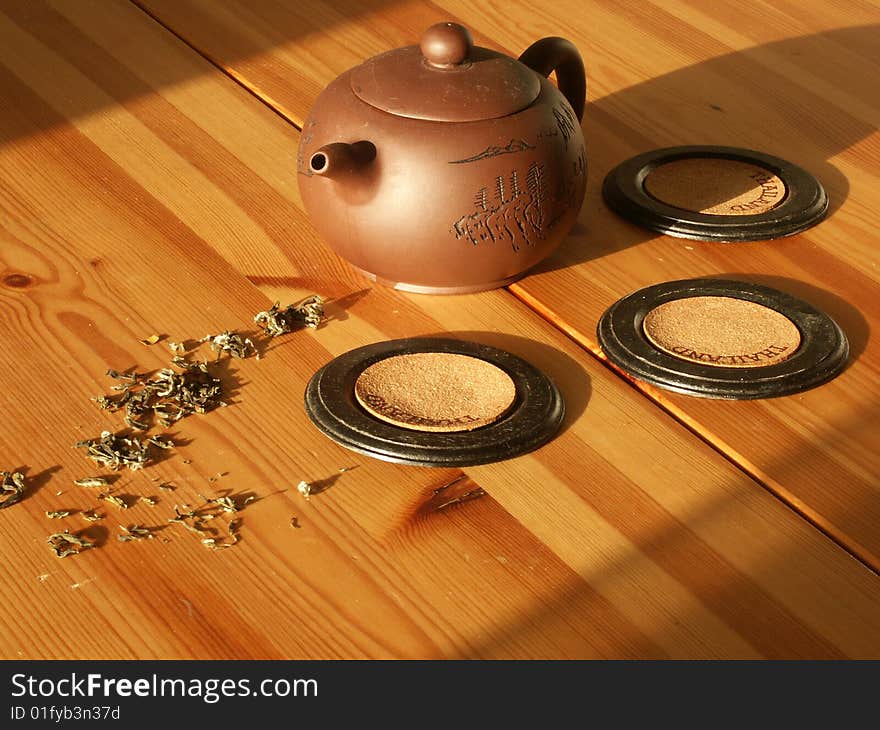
[
  {"x1": 73, "y1": 476, "x2": 111, "y2": 488},
  {"x1": 168, "y1": 505, "x2": 207, "y2": 535},
  {"x1": 199, "y1": 494, "x2": 255, "y2": 514},
  {"x1": 253, "y1": 302, "x2": 291, "y2": 337},
  {"x1": 139, "y1": 334, "x2": 161, "y2": 346},
  {"x1": 93, "y1": 391, "x2": 130, "y2": 412},
  {"x1": 254, "y1": 295, "x2": 325, "y2": 337},
  {"x1": 75, "y1": 431, "x2": 153, "y2": 472},
  {"x1": 45, "y1": 510, "x2": 71, "y2": 519},
  {"x1": 125, "y1": 415, "x2": 151, "y2": 431},
  {"x1": 98, "y1": 492, "x2": 129, "y2": 510},
  {"x1": 201, "y1": 532, "x2": 238, "y2": 550},
  {"x1": 118, "y1": 524, "x2": 154, "y2": 542},
  {"x1": 149, "y1": 360, "x2": 225, "y2": 425},
  {"x1": 200, "y1": 536, "x2": 232, "y2": 550},
  {"x1": 147, "y1": 436, "x2": 175, "y2": 450},
  {"x1": 295, "y1": 295, "x2": 325, "y2": 329},
  {"x1": 47, "y1": 530, "x2": 94, "y2": 558},
  {"x1": 435, "y1": 487, "x2": 487, "y2": 511},
  {"x1": 168, "y1": 341, "x2": 186, "y2": 355},
  {"x1": 0, "y1": 471, "x2": 27, "y2": 509},
  {"x1": 82, "y1": 511, "x2": 104, "y2": 522},
  {"x1": 94, "y1": 358, "x2": 224, "y2": 429},
  {"x1": 158, "y1": 482, "x2": 176, "y2": 492},
  {"x1": 106, "y1": 369, "x2": 141, "y2": 386},
  {"x1": 296, "y1": 480, "x2": 312, "y2": 500},
  {"x1": 199, "y1": 330, "x2": 257, "y2": 360},
  {"x1": 141, "y1": 496, "x2": 157, "y2": 506}
]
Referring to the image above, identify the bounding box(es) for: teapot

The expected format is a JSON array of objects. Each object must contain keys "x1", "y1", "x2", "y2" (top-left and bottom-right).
[{"x1": 297, "y1": 22, "x2": 587, "y2": 294}]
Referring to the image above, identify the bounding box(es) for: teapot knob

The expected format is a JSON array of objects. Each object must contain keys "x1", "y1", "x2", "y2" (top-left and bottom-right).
[{"x1": 420, "y1": 22, "x2": 473, "y2": 67}]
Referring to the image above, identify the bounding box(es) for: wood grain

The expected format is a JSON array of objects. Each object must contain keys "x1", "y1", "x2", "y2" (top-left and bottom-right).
[
  {"x1": 0, "y1": 0, "x2": 878, "y2": 659},
  {"x1": 133, "y1": 0, "x2": 880, "y2": 570}
]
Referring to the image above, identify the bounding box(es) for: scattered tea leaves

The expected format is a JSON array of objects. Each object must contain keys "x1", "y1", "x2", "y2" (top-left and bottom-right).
[
  {"x1": 168, "y1": 341, "x2": 186, "y2": 355},
  {"x1": 254, "y1": 295, "x2": 325, "y2": 337},
  {"x1": 83, "y1": 511, "x2": 104, "y2": 522},
  {"x1": 75, "y1": 431, "x2": 153, "y2": 471},
  {"x1": 47, "y1": 531, "x2": 94, "y2": 558},
  {"x1": 73, "y1": 476, "x2": 111, "y2": 488},
  {"x1": 45, "y1": 510, "x2": 71, "y2": 519},
  {"x1": 94, "y1": 358, "x2": 224, "y2": 430},
  {"x1": 151, "y1": 360, "x2": 225, "y2": 425},
  {"x1": 169, "y1": 505, "x2": 207, "y2": 535},
  {"x1": 0, "y1": 471, "x2": 26, "y2": 510},
  {"x1": 141, "y1": 496, "x2": 158, "y2": 506},
  {"x1": 118, "y1": 524, "x2": 154, "y2": 542},
  {"x1": 199, "y1": 494, "x2": 255, "y2": 514},
  {"x1": 200, "y1": 331, "x2": 257, "y2": 360},
  {"x1": 139, "y1": 334, "x2": 161, "y2": 346}
]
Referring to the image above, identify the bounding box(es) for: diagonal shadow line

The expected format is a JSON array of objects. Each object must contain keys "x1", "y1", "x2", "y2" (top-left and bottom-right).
[
  {"x1": 508, "y1": 281, "x2": 880, "y2": 576},
  {"x1": 448, "y1": 381, "x2": 880, "y2": 658},
  {"x1": 128, "y1": 0, "x2": 305, "y2": 132}
]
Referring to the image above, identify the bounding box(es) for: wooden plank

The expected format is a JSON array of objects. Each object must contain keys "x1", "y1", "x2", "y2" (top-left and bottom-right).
[
  {"x1": 134, "y1": 0, "x2": 880, "y2": 569},
  {"x1": 0, "y1": 0, "x2": 878, "y2": 659}
]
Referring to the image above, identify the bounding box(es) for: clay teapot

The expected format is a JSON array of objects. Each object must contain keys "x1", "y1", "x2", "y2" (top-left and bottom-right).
[{"x1": 297, "y1": 22, "x2": 587, "y2": 294}]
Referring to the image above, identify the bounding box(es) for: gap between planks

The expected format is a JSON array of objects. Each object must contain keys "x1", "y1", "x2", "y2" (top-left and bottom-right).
[
  {"x1": 123, "y1": 0, "x2": 879, "y2": 577},
  {"x1": 128, "y1": 0, "x2": 305, "y2": 131},
  {"x1": 509, "y1": 283, "x2": 880, "y2": 576}
]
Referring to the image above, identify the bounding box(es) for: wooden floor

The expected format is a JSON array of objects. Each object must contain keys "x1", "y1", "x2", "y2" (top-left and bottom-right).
[{"x1": 0, "y1": 0, "x2": 877, "y2": 659}]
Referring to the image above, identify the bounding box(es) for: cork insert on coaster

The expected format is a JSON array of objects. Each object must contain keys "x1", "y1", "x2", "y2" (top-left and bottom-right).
[
  {"x1": 354, "y1": 352, "x2": 517, "y2": 432},
  {"x1": 642, "y1": 296, "x2": 802, "y2": 368},
  {"x1": 643, "y1": 158, "x2": 786, "y2": 216}
]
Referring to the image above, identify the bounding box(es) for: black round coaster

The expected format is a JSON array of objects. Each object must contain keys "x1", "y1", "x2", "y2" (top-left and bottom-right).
[
  {"x1": 304, "y1": 338, "x2": 565, "y2": 467},
  {"x1": 602, "y1": 146, "x2": 828, "y2": 241},
  {"x1": 597, "y1": 279, "x2": 848, "y2": 399}
]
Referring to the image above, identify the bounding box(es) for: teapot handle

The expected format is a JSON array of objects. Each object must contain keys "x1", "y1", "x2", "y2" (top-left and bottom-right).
[{"x1": 518, "y1": 37, "x2": 586, "y2": 122}]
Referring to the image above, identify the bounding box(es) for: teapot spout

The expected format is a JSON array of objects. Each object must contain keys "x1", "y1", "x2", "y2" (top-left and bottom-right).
[{"x1": 309, "y1": 141, "x2": 376, "y2": 178}]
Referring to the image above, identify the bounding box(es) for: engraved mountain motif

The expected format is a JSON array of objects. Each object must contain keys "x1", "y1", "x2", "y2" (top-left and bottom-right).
[
  {"x1": 451, "y1": 163, "x2": 547, "y2": 252},
  {"x1": 448, "y1": 139, "x2": 536, "y2": 164},
  {"x1": 451, "y1": 150, "x2": 585, "y2": 252}
]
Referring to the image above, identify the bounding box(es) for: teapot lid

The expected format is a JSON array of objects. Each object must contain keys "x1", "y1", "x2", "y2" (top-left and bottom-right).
[{"x1": 349, "y1": 23, "x2": 541, "y2": 122}]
